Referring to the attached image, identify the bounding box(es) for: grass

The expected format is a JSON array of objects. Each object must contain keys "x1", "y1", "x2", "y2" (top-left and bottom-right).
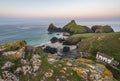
[
  {"x1": 71, "y1": 32, "x2": 120, "y2": 80},
  {"x1": 71, "y1": 33, "x2": 96, "y2": 38},
  {"x1": 19, "y1": 49, "x2": 83, "y2": 81},
  {"x1": 75, "y1": 32, "x2": 120, "y2": 60},
  {"x1": 64, "y1": 20, "x2": 86, "y2": 33}
]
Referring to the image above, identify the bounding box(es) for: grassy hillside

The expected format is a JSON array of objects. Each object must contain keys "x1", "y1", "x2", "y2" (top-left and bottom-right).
[
  {"x1": 71, "y1": 32, "x2": 120, "y2": 80},
  {"x1": 63, "y1": 20, "x2": 91, "y2": 34},
  {"x1": 75, "y1": 32, "x2": 120, "y2": 61}
]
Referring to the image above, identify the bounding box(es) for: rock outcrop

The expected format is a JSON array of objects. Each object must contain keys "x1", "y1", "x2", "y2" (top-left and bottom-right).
[
  {"x1": 43, "y1": 46, "x2": 57, "y2": 54},
  {"x1": 58, "y1": 38, "x2": 65, "y2": 43},
  {"x1": 91, "y1": 25, "x2": 114, "y2": 33},
  {"x1": 63, "y1": 46, "x2": 70, "y2": 52},
  {"x1": 73, "y1": 58, "x2": 117, "y2": 81},
  {"x1": 63, "y1": 20, "x2": 92, "y2": 34},
  {"x1": 48, "y1": 23, "x2": 62, "y2": 32}
]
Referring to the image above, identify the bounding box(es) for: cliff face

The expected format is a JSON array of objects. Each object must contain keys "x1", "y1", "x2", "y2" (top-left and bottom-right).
[{"x1": 63, "y1": 20, "x2": 92, "y2": 34}]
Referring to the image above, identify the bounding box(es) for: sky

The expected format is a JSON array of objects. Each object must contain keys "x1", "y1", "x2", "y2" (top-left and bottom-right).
[{"x1": 0, "y1": 0, "x2": 120, "y2": 18}]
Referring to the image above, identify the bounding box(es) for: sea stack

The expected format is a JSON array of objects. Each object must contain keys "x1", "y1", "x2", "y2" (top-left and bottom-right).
[
  {"x1": 48, "y1": 23, "x2": 62, "y2": 32},
  {"x1": 63, "y1": 20, "x2": 92, "y2": 34},
  {"x1": 91, "y1": 25, "x2": 114, "y2": 33}
]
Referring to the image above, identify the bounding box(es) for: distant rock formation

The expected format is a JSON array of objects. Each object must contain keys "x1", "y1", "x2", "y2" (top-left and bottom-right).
[
  {"x1": 63, "y1": 20, "x2": 92, "y2": 34},
  {"x1": 91, "y1": 25, "x2": 114, "y2": 33},
  {"x1": 48, "y1": 23, "x2": 62, "y2": 32},
  {"x1": 48, "y1": 20, "x2": 115, "y2": 34}
]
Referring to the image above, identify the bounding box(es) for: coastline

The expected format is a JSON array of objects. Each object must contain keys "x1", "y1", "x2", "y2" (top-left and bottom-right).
[{"x1": 35, "y1": 33, "x2": 68, "y2": 47}]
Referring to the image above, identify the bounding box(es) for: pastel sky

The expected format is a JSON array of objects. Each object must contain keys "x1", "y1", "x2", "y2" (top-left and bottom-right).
[{"x1": 0, "y1": 0, "x2": 120, "y2": 18}]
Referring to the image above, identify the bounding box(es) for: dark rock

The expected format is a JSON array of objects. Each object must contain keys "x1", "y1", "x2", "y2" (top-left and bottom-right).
[
  {"x1": 50, "y1": 37, "x2": 58, "y2": 43},
  {"x1": 58, "y1": 38, "x2": 65, "y2": 43},
  {"x1": 41, "y1": 45, "x2": 45, "y2": 47},
  {"x1": 91, "y1": 25, "x2": 114, "y2": 33},
  {"x1": 63, "y1": 40, "x2": 71, "y2": 45},
  {"x1": 63, "y1": 46, "x2": 70, "y2": 52},
  {"x1": 43, "y1": 46, "x2": 57, "y2": 54},
  {"x1": 48, "y1": 23, "x2": 57, "y2": 32},
  {"x1": 48, "y1": 23, "x2": 62, "y2": 32}
]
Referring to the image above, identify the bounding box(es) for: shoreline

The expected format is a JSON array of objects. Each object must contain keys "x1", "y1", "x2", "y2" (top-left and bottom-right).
[
  {"x1": 34, "y1": 32, "x2": 79, "y2": 58},
  {"x1": 35, "y1": 32, "x2": 68, "y2": 47}
]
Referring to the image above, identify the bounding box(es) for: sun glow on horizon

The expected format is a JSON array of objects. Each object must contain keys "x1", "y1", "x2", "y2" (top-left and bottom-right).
[{"x1": 0, "y1": 0, "x2": 120, "y2": 19}]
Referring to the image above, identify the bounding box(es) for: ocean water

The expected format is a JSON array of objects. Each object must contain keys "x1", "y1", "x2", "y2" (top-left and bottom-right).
[{"x1": 0, "y1": 18, "x2": 120, "y2": 46}]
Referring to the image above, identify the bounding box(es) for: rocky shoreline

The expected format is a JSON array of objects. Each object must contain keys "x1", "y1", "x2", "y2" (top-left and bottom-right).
[
  {"x1": 38, "y1": 32, "x2": 85, "y2": 59},
  {"x1": 0, "y1": 20, "x2": 119, "y2": 81}
]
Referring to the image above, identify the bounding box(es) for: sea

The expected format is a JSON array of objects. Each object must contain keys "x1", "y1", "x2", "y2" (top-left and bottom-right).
[{"x1": 0, "y1": 18, "x2": 120, "y2": 46}]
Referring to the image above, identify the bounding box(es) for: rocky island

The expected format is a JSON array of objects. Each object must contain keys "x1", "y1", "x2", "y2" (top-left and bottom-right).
[
  {"x1": 48, "y1": 20, "x2": 114, "y2": 34},
  {"x1": 0, "y1": 20, "x2": 120, "y2": 81}
]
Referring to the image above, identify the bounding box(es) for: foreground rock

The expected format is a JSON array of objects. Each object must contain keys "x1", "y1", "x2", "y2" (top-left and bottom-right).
[
  {"x1": 0, "y1": 41, "x2": 118, "y2": 81},
  {"x1": 73, "y1": 58, "x2": 117, "y2": 81},
  {"x1": 91, "y1": 25, "x2": 114, "y2": 33}
]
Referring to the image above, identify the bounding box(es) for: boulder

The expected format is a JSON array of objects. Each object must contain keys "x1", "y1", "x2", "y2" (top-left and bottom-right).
[
  {"x1": 63, "y1": 20, "x2": 92, "y2": 34},
  {"x1": 58, "y1": 38, "x2": 65, "y2": 43},
  {"x1": 91, "y1": 25, "x2": 114, "y2": 33},
  {"x1": 63, "y1": 46, "x2": 70, "y2": 52},
  {"x1": 43, "y1": 46, "x2": 57, "y2": 54},
  {"x1": 50, "y1": 37, "x2": 58, "y2": 43}
]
